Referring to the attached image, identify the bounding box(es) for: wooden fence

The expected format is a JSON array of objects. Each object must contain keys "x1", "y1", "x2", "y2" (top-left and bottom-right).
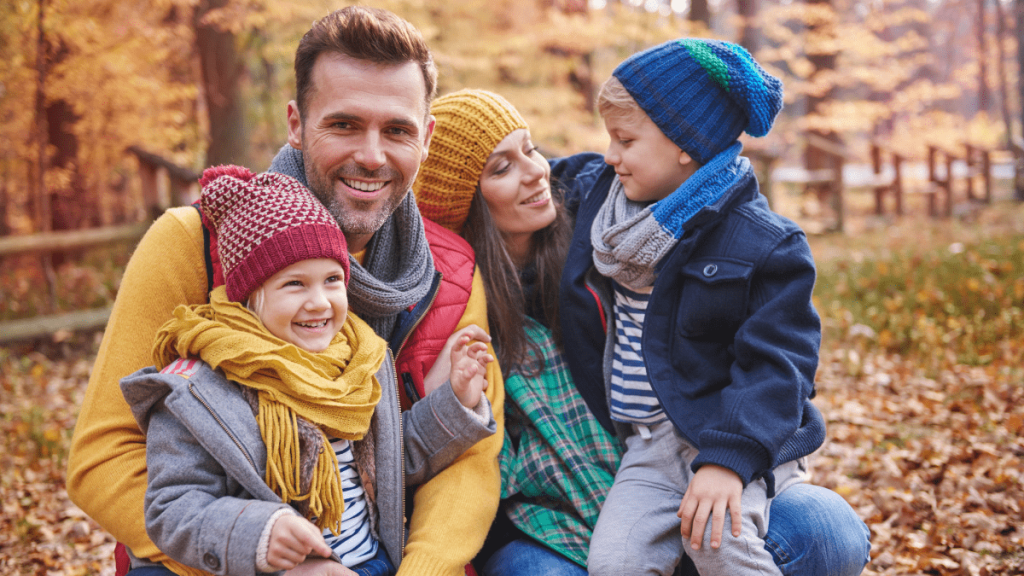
[
  {"x1": 785, "y1": 135, "x2": 1005, "y2": 232},
  {"x1": 0, "y1": 148, "x2": 198, "y2": 344}
]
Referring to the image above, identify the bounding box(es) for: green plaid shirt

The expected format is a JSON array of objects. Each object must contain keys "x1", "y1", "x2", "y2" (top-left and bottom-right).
[{"x1": 499, "y1": 319, "x2": 623, "y2": 567}]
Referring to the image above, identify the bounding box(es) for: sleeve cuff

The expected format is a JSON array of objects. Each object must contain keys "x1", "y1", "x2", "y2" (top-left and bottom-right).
[
  {"x1": 256, "y1": 508, "x2": 300, "y2": 573},
  {"x1": 467, "y1": 392, "x2": 492, "y2": 424}
]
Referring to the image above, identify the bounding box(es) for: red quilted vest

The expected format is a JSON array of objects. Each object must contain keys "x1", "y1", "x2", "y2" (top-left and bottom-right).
[{"x1": 393, "y1": 218, "x2": 476, "y2": 410}]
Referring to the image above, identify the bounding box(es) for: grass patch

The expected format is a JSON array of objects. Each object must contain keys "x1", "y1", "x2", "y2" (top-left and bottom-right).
[{"x1": 814, "y1": 230, "x2": 1024, "y2": 367}]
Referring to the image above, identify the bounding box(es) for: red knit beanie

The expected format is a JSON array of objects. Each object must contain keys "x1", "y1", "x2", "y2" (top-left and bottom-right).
[{"x1": 199, "y1": 165, "x2": 350, "y2": 303}]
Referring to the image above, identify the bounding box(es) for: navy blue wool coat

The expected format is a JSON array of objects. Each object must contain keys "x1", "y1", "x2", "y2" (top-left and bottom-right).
[{"x1": 549, "y1": 153, "x2": 825, "y2": 495}]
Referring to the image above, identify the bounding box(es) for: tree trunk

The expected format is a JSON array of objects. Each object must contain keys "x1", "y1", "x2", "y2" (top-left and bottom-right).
[
  {"x1": 994, "y1": 0, "x2": 1014, "y2": 149},
  {"x1": 689, "y1": 0, "x2": 711, "y2": 30},
  {"x1": 33, "y1": 0, "x2": 49, "y2": 237},
  {"x1": 804, "y1": 0, "x2": 839, "y2": 160},
  {"x1": 33, "y1": 0, "x2": 57, "y2": 310},
  {"x1": 1016, "y1": 0, "x2": 1024, "y2": 200},
  {"x1": 195, "y1": 0, "x2": 249, "y2": 168},
  {"x1": 804, "y1": 0, "x2": 843, "y2": 230},
  {"x1": 737, "y1": 0, "x2": 761, "y2": 53},
  {"x1": 977, "y1": 0, "x2": 989, "y2": 115}
]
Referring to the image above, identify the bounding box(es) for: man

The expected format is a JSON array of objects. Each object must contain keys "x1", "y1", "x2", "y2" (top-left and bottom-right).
[{"x1": 67, "y1": 7, "x2": 503, "y2": 576}]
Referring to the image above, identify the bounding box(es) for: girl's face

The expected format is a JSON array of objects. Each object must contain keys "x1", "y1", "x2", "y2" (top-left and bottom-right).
[
  {"x1": 251, "y1": 258, "x2": 348, "y2": 353},
  {"x1": 478, "y1": 129, "x2": 556, "y2": 257}
]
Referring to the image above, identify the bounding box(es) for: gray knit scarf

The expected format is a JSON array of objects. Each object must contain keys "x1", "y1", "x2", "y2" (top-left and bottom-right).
[
  {"x1": 268, "y1": 144, "x2": 434, "y2": 338},
  {"x1": 591, "y1": 143, "x2": 747, "y2": 290}
]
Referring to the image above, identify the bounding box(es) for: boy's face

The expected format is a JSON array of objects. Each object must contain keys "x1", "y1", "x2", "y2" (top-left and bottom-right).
[
  {"x1": 255, "y1": 258, "x2": 348, "y2": 353},
  {"x1": 602, "y1": 110, "x2": 694, "y2": 203}
]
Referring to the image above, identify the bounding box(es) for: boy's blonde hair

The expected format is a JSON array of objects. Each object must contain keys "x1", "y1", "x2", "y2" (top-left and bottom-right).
[{"x1": 597, "y1": 76, "x2": 644, "y2": 120}]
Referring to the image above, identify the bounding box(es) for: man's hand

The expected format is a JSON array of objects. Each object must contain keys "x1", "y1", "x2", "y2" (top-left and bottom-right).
[
  {"x1": 268, "y1": 515, "x2": 332, "y2": 570},
  {"x1": 284, "y1": 558, "x2": 357, "y2": 576},
  {"x1": 677, "y1": 464, "x2": 743, "y2": 551},
  {"x1": 422, "y1": 324, "x2": 492, "y2": 397}
]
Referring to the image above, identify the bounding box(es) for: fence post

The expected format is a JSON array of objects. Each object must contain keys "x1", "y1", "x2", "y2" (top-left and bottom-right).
[
  {"x1": 893, "y1": 153, "x2": 904, "y2": 216},
  {"x1": 965, "y1": 143, "x2": 976, "y2": 201},
  {"x1": 928, "y1": 145, "x2": 936, "y2": 182},
  {"x1": 982, "y1": 149, "x2": 992, "y2": 203},
  {"x1": 835, "y1": 155, "x2": 845, "y2": 232},
  {"x1": 944, "y1": 152, "x2": 954, "y2": 217},
  {"x1": 871, "y1": 142, "x2": 885, "y2": 215}
]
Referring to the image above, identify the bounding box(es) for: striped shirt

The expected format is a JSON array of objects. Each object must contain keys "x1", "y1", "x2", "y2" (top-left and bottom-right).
[
  {"x1": 322, "y1": 438, "x2": 377, "y2": 567},
  {"x1": 608, "y1": 282, "x2": 666, "y2": 425}
]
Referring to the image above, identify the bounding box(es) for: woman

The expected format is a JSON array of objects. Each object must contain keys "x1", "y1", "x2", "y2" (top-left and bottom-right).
[{"x1": 414, "y1": 89, "x2": 870, "y2": 576}]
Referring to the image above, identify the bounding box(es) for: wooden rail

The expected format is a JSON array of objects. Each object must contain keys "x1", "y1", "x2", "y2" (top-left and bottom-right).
[
  {"x1": 870, "y1": 142, "x2": 904, "y2": 217},
  {"x1": 0, "y1": 222, "x2": 149, "y2": 257},
  {"x1": 0, "y1": 146, "x2": 196, "y2": 344},
  {"x1": 804, "y1": 133, "x2": 851, "y2": 232},
  {"x1": 0, "y1": 308, "x2": 113, "y2": 344},
  {"x1": 925, "y1": 143, "x2": 993, "y2": 217},
  {"x1": 0, "y1": 223, "x2": 149, "y2": 342}
]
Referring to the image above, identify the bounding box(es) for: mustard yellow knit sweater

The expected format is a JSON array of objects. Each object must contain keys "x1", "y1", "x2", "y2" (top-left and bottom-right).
[{"x1": 66, "y1": 206, "x2": 504, "y2": 576}]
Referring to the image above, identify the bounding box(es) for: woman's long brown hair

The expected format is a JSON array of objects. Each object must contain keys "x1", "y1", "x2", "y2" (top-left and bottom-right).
[{"x1": 462, "y1": 182, "x2": 572, "y2": 377}]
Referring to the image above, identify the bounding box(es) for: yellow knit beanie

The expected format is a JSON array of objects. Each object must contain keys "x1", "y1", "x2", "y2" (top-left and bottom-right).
[{"x1": 415, "y1": 89, "x2": 528, "y2": 233}]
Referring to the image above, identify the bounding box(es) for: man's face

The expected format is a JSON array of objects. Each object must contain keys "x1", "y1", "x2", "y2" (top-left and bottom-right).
[{"x1": 287, "y1": 52, "x2": 434, "y2": 253}]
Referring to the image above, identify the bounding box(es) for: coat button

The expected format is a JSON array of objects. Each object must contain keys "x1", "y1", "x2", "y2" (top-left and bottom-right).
[
  {"x1": 203, "y1": 552, "x2": 220, "y2": 570},
  {"x1": 703, "y1": 264, "x2": 718, "y2": 277}
]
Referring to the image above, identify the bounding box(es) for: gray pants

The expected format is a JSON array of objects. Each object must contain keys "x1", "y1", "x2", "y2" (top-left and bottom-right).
[{"x1": 588, "y1": 420, "x2": 808, "y2": 576}]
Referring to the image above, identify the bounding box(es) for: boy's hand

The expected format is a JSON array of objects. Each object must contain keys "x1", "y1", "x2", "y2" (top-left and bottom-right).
[
  {"x1": 268, "y1": 514, "x2": 332, "y2": 570},
  {"x1": 423, "y1": 324, "x2": 491, "y2": 396},
  {"x1": 449, "y1": 334, "x2": 493, "y2": 409},
  {"x1": 677, "y1": 464, "x2": 743, "y2": 551}
]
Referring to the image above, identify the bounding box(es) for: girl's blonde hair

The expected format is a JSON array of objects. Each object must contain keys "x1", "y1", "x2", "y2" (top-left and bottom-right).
[{"x1": 247, "y1": 287, "x2": 266, "y2": 321}]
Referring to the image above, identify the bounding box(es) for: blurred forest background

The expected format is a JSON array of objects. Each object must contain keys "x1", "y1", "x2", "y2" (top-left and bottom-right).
[
  {"x1": 2, "y1": 0, "x2": 1024, "y2": 241},
  {"x1": 1, "y1": 0, "x2": 1023, "y2": 575}
]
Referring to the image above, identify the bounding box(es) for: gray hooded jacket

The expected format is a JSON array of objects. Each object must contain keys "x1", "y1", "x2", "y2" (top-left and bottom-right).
[{"x1": 120, "y1": 355, "x2": 495, "y2": 576}]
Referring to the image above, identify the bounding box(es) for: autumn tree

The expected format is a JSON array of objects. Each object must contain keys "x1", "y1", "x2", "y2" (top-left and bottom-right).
[
  {"x1": 196, "y1": 0, "x2": 249, "y2": 168},
  {"x1": 1017, "y1": 0, "x2": 1024, "y2": 199}
]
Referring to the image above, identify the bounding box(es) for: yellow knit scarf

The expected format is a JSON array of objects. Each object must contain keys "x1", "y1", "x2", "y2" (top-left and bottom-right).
[{"x1": 153, "y1": 286, "x2": 386, "y2": 536}]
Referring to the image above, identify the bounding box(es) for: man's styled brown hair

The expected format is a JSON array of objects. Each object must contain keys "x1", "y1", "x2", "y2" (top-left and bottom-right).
[{"x1": 294, "y1": 6, "x2": 438, "y2": 117}]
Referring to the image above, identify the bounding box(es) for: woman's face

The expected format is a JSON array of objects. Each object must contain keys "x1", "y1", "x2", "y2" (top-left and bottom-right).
[{"x1": 478, "y1": 129, "x2": 556, "y2": 248}]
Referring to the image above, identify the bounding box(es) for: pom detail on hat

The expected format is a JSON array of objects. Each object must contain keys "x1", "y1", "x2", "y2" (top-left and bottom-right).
[
  {"x1": 200, "y1": 165, "x2": 255, "y2": 188},
  {"x1": 612, "y1": 38, "x2": 783, "y2": 163},
  {"x1": 200, "y1": 168, "x2": 349, "y2": 303},
  {"x1": 414, "y1": 89, "x2": 528, "y2": 233}
]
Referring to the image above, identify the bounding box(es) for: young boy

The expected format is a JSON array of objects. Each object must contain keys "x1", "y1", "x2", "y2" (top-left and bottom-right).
[
  {"x1": 119, "y1": 166, "x2": 494, "y2": 576},
  {"x1": 567, "y1": 39, "x2": 826, "y2": 575}
]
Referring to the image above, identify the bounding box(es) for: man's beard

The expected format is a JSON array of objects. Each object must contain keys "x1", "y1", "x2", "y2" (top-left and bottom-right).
[{"x1": 302, "y1": 149, "x2": 408, "y2": 237}]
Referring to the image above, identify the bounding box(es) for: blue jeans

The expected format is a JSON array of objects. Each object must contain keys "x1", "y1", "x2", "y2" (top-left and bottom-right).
[
  {"x1": 126, "y1": 545, "x2": 396, "y2": 576},
  {"x1": 481, "y1": 483, "x2": 871, "y2": 576},
  {"x1": 351, "y1": 545, "x2": 397, "y2": 576},
  {"x1": 763, "y1": 484, "x2": 872, "y2": 576},
  {"x1": 483, "y1": 538, "x2": 588, "y2": 576},
  {"x1": 126, "y1": 568, "x2": 175, "y2": 576}
]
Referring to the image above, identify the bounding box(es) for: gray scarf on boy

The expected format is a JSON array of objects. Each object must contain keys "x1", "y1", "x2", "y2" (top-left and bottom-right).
[
  {"x1": 269, "y1": 144, "x2": 434, "y2": 339},
  {"x1": 591, "y1": 142, "x2": 747, "y2": 290}
]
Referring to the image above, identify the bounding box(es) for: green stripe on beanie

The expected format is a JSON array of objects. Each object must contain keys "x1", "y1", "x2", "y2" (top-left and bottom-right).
[{"x1": 680, "y1": 39, "x2": 731, "y2": 93}]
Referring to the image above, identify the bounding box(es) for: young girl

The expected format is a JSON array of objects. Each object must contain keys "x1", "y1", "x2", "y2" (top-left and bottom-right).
[{"x1": 120, "y1": 166, "x2": 493, "y2": 576}]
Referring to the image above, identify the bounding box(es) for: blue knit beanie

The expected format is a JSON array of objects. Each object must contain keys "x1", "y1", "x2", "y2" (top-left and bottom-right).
[{"x1": 612, "y1": 38, "x2": 783, "y2": 164}]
